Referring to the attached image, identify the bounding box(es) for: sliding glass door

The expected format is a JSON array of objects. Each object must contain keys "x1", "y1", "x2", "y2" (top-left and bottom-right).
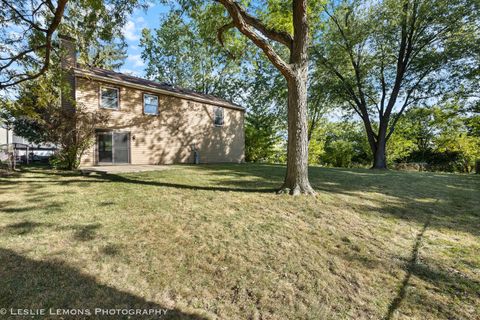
[
  {"x1": 97, "y1": 131, "x2": 130, "y2": 164},
  {"x1": 113, "y1": 133, "x2": 129, "y2": 163},
  {"x1": 98, "y1": 132, "x2": 113, "y2": 163}
]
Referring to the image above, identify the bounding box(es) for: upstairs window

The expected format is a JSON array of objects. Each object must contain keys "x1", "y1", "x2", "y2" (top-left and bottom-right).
[
  {"x1": 214, "y1": 107, "x2": 224, "y2": 126},
  {"x1": 100, "y1": 87, "x2": 119, "y2": 109},
  {"x1": 144, "y1": 94, "x2": 158, "y2": 115}
]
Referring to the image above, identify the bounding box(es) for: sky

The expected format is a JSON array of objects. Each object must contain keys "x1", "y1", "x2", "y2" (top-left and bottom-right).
[
  {"x1": 119, "y1": 2, "x2": 172, "y2": 77},
  {"x1": 0, "y1": 2, "x2": 174, "y2": 99}
]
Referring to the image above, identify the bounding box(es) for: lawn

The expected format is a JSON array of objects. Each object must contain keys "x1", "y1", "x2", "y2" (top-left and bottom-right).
[{"x1": 0, "y1": 164, "x2": 479, "y2": 319}]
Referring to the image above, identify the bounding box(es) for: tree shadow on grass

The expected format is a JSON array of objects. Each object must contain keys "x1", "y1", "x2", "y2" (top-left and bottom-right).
[
  {"x1": 383, "y1": 217, "x2": 480, "y2": 320},
  {"x1": 310, "y1": 168, "x2": 480, "y2": 237},
  {"x1": 71, "y1": 223, "x2": 102, "y2": 241},
  {"x1": 137, "y1": 164, "x2": 479, "y2": 236},
  {"x1": 384, "y1": 219, "x2": 430, "y2": 320},
  {"x1": 1, "y1": 165, "x2": 478, "y2": 318},
  {"x1": 0, "y1": 248, "x2": 208, "y2": 320},
  {"x1": 1, "y1": 221, "x2": 53, "y2": 235},
  {"x1": 3, "y1": 164, "x2": 479, "y2": 236},
  {"x1": 91, "y1": 172, "x2": 279, "y2": 194},
  {"x1": 0, "y1": 201, "x2": 66, "y2": 215}
]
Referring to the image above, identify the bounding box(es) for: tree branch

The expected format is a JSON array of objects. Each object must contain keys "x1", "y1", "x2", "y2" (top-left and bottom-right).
[
  {"x1": 1, "y1": 1, "x2": 49, "y2": 32},
  {"x1": 216, "y1": 21, "x2": 239, "y2": 59},
  {"x1": 232, "y1": 1, "x2": 293, "y2": 49},
  {"x1": 0, "y1": 0, "x2": 68, "y2": 89},
  {"x1": 217, "y1": 21, "x2": 235, "y2": 47},
  {"x1": 216, "y1": 0, "x2": 293, "y2": 80},
  {"x1": 325, "y1": 5, "x2": 370, "y2": 120},
  {"x1": 386, "y1": 66, "x2": 432, "y2": 141},
  {"x1": 382, "y1": 0, "x2": 413, "y2": 119},
  {"x1": 379, "y1": 47, "x2": 387, "y2": 116}
]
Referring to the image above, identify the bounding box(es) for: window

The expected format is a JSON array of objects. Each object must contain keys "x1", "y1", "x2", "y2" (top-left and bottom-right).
[
  {"x1": 100, "y1": 87, "x2": 119, "y2": 109},
  {"x1": 214, "y1": 107, "x2": 224, "y2": 126},
  {"x1": 143, "y1": 94, "x2": 158, "y2": 115}
]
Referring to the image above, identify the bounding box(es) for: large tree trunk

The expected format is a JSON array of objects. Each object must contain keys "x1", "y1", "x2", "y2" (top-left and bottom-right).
[
  {"x1": 372, "y1": 125, "x2": 388, "y2": 169},
  {"x1": 360, "y1": 115, "x2": 388, "y2": 170},
  {"x1": 277, "y1": 0, "x2": 315, "y2": 195},
  {"x1": 216, "y1": 0, "x2": 314, "y2": 195},
  {"x1": 372, "y1": 138, "x2": 387, "y2": 169},
  {"x1": 279, "y1": 66, "x2": 315, "y2": 195}
]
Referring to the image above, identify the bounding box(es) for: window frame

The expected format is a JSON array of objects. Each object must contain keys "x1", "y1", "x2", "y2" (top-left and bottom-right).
[
  {"x1": 143, "y1": 93, "x2": 159, "y2": 115},
  {"x1": 213, "y1": 106, "x2": 224, "y2": 127},
  {"x1": 99, "y1": 86, "x2": 120, "y2": 110}
]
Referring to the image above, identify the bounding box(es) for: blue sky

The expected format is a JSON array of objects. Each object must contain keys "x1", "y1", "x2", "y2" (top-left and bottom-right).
[{"x1": 119, "y1": 2, "x2": 171, "y2": 77}]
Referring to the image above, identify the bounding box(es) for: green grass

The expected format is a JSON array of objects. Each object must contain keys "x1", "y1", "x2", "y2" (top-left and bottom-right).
[{"x1": 0, "y1": 164, "x2": 479, "y2": 319}]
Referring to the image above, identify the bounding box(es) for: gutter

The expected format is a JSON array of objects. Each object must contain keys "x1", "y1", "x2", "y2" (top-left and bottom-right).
[{"x1": 73, "y1": 69, "x2": 245, "y2": 112}]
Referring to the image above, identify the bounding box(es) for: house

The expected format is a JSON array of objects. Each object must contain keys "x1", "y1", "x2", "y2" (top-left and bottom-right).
[{"x1": 59, "y1": 35, "x2": 245, "y2": 166}]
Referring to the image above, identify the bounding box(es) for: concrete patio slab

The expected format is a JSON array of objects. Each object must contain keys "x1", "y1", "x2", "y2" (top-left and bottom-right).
[{"x1": 78, "y1": 165, "x2": 171, "y2": 175}]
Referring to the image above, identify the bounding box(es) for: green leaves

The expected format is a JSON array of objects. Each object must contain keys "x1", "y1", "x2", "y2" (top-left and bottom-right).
[
  {"x1": 388, "y1": 104, "x2": 480, "y2": 172},
  {"x1": 310, "y1": 0, "x2": 479, "y2": 168},
  {"x1": 62, "y1": 0, "x2": 143, "y2": 70},
  {"x1": 139, "y1": 10, "x2": 245, "y2": 101}
]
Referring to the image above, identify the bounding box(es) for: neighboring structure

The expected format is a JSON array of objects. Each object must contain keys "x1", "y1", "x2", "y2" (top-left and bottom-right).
[
  {"x1": 0, "y1": 124, "x2": 12, "y2": 146},
  {"x1": 60, "y1": 36, "x2": 245, "y2": 166},
  {"x1": 0, "y1": 124, "x2": 56, "y2": 163}
]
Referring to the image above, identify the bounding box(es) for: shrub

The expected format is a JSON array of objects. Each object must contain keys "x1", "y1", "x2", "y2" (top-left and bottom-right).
[{"x1": 322, "y1": 140, "x2": 355, "y2": 168}]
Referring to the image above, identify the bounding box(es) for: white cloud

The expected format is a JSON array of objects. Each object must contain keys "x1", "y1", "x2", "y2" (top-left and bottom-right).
[
  {"x1": 122, "y1": 13, "x2": 148, "y2": 42},
  {"x1": 122, "y1": 20, "x2": 140, "y2": 41},
  {"x1": 127, "y1": 54, "x2": 145, "y2": 67}
]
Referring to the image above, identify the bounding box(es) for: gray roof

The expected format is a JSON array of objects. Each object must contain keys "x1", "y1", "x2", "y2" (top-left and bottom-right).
[{"x1": 74, "y1": 66, "x2": 244, "y2": 110}]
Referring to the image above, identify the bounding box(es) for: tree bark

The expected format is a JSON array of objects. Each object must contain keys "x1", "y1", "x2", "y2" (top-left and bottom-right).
[
  {"x1": 372, "y1": 122, "x2": 388, "y2": 169},
  {"x1": 361, "y1": 116, "x2": 388, "y2": 170},
  {"x1": 279, "y1": 66, "x2": 315, "y2": 195},
  {"x1": 216, "y1": 0, "x2": 315, "y2": 195},
  {"x1": 276, "y1": 0, "x2": 314, "y2": 195},
  {"x1": 372, "y1": 137, "x2": 387, "y2": 169}
]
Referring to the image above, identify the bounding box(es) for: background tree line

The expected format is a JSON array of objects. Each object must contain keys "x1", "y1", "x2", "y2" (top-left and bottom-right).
[
  {"x1": 1, "y1": 0, "x2": 479, "y2": 177},
  {"x1": 144, "y1": 0, "x2": 479, "y2": 173}
]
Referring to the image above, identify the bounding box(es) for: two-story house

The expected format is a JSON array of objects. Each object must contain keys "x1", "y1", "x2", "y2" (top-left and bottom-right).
[{"x1": 60, "y1": 35, "x2": 245, "y2": 166}]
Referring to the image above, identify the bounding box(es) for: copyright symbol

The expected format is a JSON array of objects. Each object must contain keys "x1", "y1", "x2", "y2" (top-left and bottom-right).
[{"x1": 0, "y1": 308, "x2": 7, "y2": 315}]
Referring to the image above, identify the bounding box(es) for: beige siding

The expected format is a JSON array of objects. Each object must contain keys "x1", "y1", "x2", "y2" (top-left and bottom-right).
[{"x1": 76, "y1": 77, "x2": 245, "y2": 166}]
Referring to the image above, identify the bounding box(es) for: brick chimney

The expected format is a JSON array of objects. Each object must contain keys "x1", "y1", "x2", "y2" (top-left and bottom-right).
[
  {"x1": 59, "y1": 34, "x2": 76, "y2": 112},
  {"x1": 59, "y1": 34, "x2": 77, "y2": 69}
]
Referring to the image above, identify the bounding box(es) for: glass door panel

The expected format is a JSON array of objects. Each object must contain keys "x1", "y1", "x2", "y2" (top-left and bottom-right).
[
  {"x1": 98, "y1": 133, "x2": 113, "y2": 163},
  {"x1": 113, "y1": 133, "x2": 129, "y2": 163}
]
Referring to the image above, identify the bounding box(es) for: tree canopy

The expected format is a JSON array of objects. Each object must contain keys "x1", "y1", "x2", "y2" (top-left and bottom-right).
[
  {"x1": 0, "y1": 0, "x2": 142, "y2": 90},
  {"x1": 1, "y1": 0, "x2": 478, "y2": 175},
  {"x1": 313, "y1": 0, "x2": 479, "y2": 168}
]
